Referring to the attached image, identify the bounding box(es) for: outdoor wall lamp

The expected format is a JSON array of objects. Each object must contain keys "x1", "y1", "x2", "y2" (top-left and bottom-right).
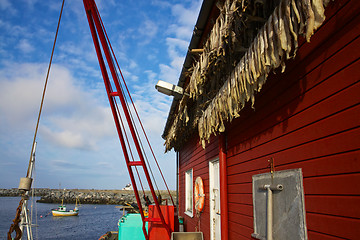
[{"x1": 155, "y1": 80, "x2": 189, "y2": 99}]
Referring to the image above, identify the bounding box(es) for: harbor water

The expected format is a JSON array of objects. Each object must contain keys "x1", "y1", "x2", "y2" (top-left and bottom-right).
[{"x1": 0, "y1": 197, "x2": 122, "y2": 240}]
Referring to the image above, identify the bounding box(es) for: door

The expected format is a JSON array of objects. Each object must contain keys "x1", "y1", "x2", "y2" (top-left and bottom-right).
[{"x1": 209, "y1": 159, "x2": 221, "y2": 240}]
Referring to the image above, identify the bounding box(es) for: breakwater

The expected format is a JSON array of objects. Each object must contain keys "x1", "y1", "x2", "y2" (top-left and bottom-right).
[
  {"x1": 0, "y1": 188, "x2": 176, "y2": 205},
  {"x1": 0, "y1": 188, "x2": 49, "y2": 197}
]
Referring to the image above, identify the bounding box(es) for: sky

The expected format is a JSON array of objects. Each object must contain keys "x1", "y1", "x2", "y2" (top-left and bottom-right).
[{"x1": 0, "y1": 0, "x2": 202, "y2": 190}]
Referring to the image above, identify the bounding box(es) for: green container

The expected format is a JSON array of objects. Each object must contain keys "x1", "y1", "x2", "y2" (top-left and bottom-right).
[{"x1": 118, "y1": 213, "x2": 147, "y2": 240}]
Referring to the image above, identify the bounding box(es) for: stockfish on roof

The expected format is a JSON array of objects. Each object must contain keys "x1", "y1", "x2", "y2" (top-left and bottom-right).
[{"x1": 164, "y1": 0, "x2": 330, "y2": 151}]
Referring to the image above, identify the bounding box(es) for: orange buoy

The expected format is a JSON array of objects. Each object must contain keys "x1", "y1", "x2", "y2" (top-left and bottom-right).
[{"x1": 194, "y1": 176, "x2": 205, "y2": 212}]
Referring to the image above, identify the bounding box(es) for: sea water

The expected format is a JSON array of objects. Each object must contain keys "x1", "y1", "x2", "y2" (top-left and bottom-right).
[{"x1": 0, "y1": 197, "x2": 123, "y2": 240}]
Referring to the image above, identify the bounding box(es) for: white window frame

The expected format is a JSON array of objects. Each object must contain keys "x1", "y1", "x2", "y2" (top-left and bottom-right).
[{"x1": 184, "y1": 168, "x2": 193, "y2": 217}]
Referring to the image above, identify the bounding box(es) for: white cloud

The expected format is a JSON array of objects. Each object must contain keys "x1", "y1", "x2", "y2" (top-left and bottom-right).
[
  {"x1": 130, "y1": 71, "x2": 174, "y2": 137},
  {"x1": 0, "y1": 0, "x2": 11, "y2": 9},
  {"x1": 144, "y1": 70, "x2": 157, "y2": 81},
  {"x1": 167, "y1": 24, "x2": 194, "y2": 40},
  {"x1": 119, "y1": 68, "x2": 140, "y2": 84},
  {"x1": 129, "y1": 60, "x2": 138, "y2": 70},
  {"x1": 166, "y1": 37, "x2": 189, "y2": 56},
  {"x1": 17, "y1": 39, "x2": 35, "y2": 53},
  {"x1": 49, "y1": 159, "x2": 90, "y2": 172},
  {"x1": 0, "y1": 62, "x2": 114, "y2": 151},
  {"x1": 0, "y1": 0, "x2": 16, "y2": 15},
  {"x1": 138, "y1": 19, "x2": 158, "y2": 45},
  {"x1": 159, "y1": 63, "x2": 180, "y2": 85},
  {"x1": 58, "y1": 41, "x2": 84, "y2": 56},
  {"x1": 151, "y1": 0, "x2": 172, "y2": 9},
  {"x1": 24, "y1": 0, "x2": 39, "y2": 9},
  {"x1": 171, "y1": 2, "x2": 201, "y2": 27},
  {"x1": 0, "y1": 0, "x2": 186, "y2": 190},
  {"x1": 131, "y1": 75, "x2": 139, "y2": 82},
  {"x1": 0, "y1": 19, "x2": 27, "y2": 38},
  {"x1": 42, "y1": 128, "x2": 94, "y2": 150},
  {"x1": 157, "y1": 1, "x2": 201, "y2": 85},
  {"x1": 0, "y1": 63, "x2": 45, "y2": 127}
]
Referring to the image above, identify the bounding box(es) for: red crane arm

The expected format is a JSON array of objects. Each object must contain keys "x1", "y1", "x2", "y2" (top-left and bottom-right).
[{"x1": 82, "y1": 1, "x2": 172, "y2": 239}]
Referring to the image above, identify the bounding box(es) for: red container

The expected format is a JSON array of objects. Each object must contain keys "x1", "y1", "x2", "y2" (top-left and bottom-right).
[{"x1": 148, "y1": 205, "x2": 178, "y2": 240}]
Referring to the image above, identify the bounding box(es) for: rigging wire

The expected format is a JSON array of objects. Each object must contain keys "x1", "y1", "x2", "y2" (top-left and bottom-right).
[
  {"x1": 116, "y1": 74, "x2": 161, "y2": 195},
  {"x1": 27, "y1": 0, "x2": 65, "y2": 177},
  {"x1": 111, "y1": 36, "x2": 174, "y2": 205},
  {"x1": 95, "y1": 6, "x2": 162, "y2": 196},
  {"x1": 105, "y1": 48, "x2": 147, "y2": 197},
  {"x1": 8, "y1": 1, "x2": 65, "y2": 240},
  {"x1": 95, "y1": 33, "x2": 147, "y2": 197},
  {"x1": 95, "y1": 7, "x2": 174, "y2": 203},
  {"x1": 107, "y1": 74, "x2": 147, "y2": 196},
  {"x1": 112, "y1": 42, "x2": 162, "y2": 196},
  {"x1": 110, "y1": 48, "x2": 150, "y2": 196},
  {"x1": 114, "y1": 93, "x2": 146, "y2": 196},
  {"x1": 117, "y1": 75, "x2": 162, "y2": 195},
  {"x1": 90, "y1": 4, "x2": 149, "y2": 199}
]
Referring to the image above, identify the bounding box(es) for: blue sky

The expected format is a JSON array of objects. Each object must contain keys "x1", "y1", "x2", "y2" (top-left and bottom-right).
[{"x1": 0, "y1": 0, "x2": 201, "y2": 190}]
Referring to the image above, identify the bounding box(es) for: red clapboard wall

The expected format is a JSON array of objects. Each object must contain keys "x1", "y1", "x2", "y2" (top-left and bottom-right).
[
  {"x1": 177, "y1": 0, "x2": 360, "y2": 240},
  {"x1": 179, "y1": 134, "x2": 218, "y2": 240},
  {"x1": 225, "y1": 0, "x2": 360, "y2": 239}
]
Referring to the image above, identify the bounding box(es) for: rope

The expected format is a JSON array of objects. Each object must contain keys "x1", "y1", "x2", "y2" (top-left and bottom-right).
[
  {"x1": 7, "y1": 199, "x2": 24, "y2": 240},
  {"x1": 27, "y1": 0, "x2": 65, "y2": 177}
]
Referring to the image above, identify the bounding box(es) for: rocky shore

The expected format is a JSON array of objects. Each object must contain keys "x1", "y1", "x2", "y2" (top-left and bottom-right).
[
  {"x1": 0, "y1": 188, "x2": 49, "y2": 197},
  {"x1": 0, "y1": 188, "x2": 176, "y2": 206}
]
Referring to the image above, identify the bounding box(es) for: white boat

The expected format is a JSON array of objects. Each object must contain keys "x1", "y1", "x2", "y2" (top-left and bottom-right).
[{"x1": 52, "y1": 199, "x2": 79, "y2": 217}]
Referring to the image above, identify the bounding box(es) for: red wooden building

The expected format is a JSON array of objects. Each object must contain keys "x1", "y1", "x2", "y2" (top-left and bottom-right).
[{"x1": 161, "y1": 0, "x2": 360, "y2": 239}]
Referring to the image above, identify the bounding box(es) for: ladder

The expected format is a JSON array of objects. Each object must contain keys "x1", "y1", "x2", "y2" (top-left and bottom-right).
[{"x1": 83, "y1": 1, "x2": 172, "y2": 239}]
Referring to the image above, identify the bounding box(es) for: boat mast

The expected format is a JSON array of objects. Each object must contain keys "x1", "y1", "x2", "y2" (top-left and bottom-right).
[
  {"x1": 19, "y1": 142, "x2": 37, "y2": 240},
  {"x1": 8, "y1": 1, "x2": 65, "y2": 239}
]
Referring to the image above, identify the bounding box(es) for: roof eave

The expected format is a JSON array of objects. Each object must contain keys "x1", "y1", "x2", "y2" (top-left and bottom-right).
[{"x1": 162, "y1": 0, "x2": 216, "y2": 139}]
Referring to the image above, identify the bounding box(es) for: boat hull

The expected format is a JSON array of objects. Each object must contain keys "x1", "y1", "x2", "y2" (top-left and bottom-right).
[{"x1": 52, "y1": 210, "x2": 79, "y2": 217}]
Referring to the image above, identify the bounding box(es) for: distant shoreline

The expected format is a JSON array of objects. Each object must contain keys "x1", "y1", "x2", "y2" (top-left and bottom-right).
[{"x1": 0, "y1": 188, "x2": 177, "y2": 205}]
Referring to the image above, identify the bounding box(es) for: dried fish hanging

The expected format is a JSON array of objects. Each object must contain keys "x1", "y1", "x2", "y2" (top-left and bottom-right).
[
  {"x1": 198, "y1": 0, "x2": 329, "y2": 148},
  {"x1": 165, "y1": 0, "x2": 250, "y2": 151},
  {"x1": 164, "y1": 0, "x2": 330, "y2": 151},
  {"x1": 164, "y1": 96, "x2": 187, "y2": 151},
  {"x1": 189, "y1": 0, "x2": 239, "y2": 99}
]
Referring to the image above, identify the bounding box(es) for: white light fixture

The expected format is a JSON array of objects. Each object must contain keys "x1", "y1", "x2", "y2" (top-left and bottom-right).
[{"x1": 155, "y1": 80, "x2": 188, "y2": 99}]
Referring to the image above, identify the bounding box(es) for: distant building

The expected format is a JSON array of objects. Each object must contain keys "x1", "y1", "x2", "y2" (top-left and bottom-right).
[{"x1": 122, "y1": 183, "x2": 133, "y2": 191}]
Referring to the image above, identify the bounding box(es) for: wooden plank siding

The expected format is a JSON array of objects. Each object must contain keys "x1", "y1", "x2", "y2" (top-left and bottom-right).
[
  {"x1": 177, "y1": 0, "x2": 360, "y2": 239},
  {"x1": 225, "y1": 0, "x2": 360, "y2": 239},
  {"x1": 178, "y1": 134, "x2": 218, "y2": 240}
]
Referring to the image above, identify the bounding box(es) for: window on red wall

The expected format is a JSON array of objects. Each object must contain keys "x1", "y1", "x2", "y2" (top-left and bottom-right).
[{"x1": 185, "y1": 169, "x2": 193, "y2": 217}]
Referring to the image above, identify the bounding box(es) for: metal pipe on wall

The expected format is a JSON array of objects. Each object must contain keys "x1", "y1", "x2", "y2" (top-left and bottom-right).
[
  {"x1": 266, "y1": 186, "x2": 273, "y2": 240},
  {"x1": 219, "y1": 133, "x2": 229, "y2": 240},
  {"x1": 261, "y1": 184, "x2": 283, "y2": 240}
]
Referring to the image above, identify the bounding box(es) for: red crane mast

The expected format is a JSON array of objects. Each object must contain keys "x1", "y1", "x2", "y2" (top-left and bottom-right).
[{"x1": 83, "y1": 0, "x2": 173, "y2": 239}]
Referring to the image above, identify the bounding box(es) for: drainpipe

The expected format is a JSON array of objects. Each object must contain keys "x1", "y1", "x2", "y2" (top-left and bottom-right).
[{"x1": 219, "y1": 133, "x2": 228, "y2": 240}]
